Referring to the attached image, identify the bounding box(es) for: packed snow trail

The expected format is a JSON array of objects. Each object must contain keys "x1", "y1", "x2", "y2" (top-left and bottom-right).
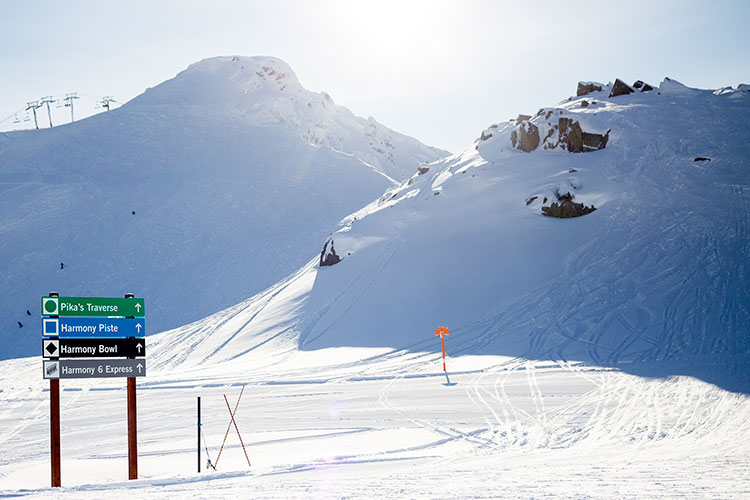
[{"x1": 2, "y1": 349, "x2": 750, "y2": 499}]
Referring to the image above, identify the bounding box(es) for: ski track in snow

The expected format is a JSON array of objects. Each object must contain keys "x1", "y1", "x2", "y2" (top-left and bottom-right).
[
  {"x1": 2, "y1": 81, "x2": 749, "y2": 498},
  {"x1": 2, "y1": 348, "x2": 750, "y2": 499}
]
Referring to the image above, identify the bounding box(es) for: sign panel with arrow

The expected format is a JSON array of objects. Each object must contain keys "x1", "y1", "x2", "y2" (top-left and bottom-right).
[
  {"x1": 41, "y1": 296, "x2": 145, "y2": 317},
  {"x1": 43, "y1": 338, "x2": 145, "y2": 358},
  {"x1": 43, "y1": 359, "x2": 146, "y2": 379},
  {"x1": 42, "y1": 317, "x2": 145, "y2": 338}
]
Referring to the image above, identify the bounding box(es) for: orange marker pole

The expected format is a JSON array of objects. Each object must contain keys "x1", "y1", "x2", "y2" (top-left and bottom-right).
[{"x1": 434, "y1": 327, "x2": 450, "y2": 372}]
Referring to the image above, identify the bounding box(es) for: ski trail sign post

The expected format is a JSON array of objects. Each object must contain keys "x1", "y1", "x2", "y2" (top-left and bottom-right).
[
  {"x1": 42, "y1": 293, "x2": 145, "y2": 487},
  {"x1": 435, "y1": 327, "x2": 450, "y2": 372}
]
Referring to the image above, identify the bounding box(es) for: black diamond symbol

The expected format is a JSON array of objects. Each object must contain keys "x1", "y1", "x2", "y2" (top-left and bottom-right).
[{"x1": 46, "y1": 342, "x2": 58, "y2": 355}]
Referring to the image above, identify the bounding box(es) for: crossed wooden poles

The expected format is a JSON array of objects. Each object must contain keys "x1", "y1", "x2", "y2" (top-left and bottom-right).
[{"x1": 213, "y1": 385, "x2": 251, "y2": 469}]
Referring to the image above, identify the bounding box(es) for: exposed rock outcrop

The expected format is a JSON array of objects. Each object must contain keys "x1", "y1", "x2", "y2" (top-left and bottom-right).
[
  {"x1": 609, "y1": 79, "x2": 635, "y2": 97},
  {"x1": 515, "y1": 114, "x2": 532, "y2": 125},
  {"x1": 556, "y1": 118, "x2": 610, "y2": 153},
  {"x1": 633, "y1": 80, "x2": 654, "y2": 92},
  {"x1": 478, "y1": 124, "x2": 499, "y2": 142},
  {"x1": 320, "y1": 237, "x2": 341, "y2": 267},
  {"x1": 510, "y1": 122, "x2": 540, "y2": 152},
  {"x1": 542, "y1": 201, "x2": 597, "y2": 218},
  {"x1": 582, "y1": 129, "x2": 610, "y2": 151},
  {"x1": 577, "y1": 82, "x2": 603, "y2": 96},
  {"x1": 558, "y1": 117, "x2": 584, "y2": 152},
  {"x1": 512, "y1": 115, "x2": 609, "y2": 154},
  {"x1": 541, "y1": 190, "x2": 596, "y2": 218}
]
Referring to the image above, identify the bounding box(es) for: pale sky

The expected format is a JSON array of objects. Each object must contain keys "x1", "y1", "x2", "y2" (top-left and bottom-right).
[{"x1": 1, "y1": 0, "x2": 748, "y2": 151}]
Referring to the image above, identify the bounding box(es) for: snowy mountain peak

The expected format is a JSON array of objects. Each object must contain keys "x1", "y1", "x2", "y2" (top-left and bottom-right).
[
  {"x1": 130, "y1": 55, "x2": 446, "y2": 178},
  {"x1": 184, "y1": 55, "x2": 303, "y2": 92},
  {"x1": 131, "y1": 55, "x2": 310, "y2": 111}
]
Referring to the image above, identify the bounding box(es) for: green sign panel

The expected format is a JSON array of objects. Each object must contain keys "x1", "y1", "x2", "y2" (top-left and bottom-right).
[{"x1": 41, "y1": 296, "x2": 145, "y2": 317}]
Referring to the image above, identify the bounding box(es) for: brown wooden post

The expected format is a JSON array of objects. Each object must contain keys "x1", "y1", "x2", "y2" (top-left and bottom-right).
[
  {"x1": 49, "y1": 292, "x2": 61, "y2": 488},
  {"x1": 125, "y1": 293, "x2": 138, "y2": 480}
]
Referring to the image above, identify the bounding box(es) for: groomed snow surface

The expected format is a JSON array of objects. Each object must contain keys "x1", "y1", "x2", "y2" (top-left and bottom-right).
[
  {"x1": 2, "y1": 344, "x2": 749, "y2": 498},
  {"x1": 2, "y1": 74, "x2": 749, "y2": 498}
]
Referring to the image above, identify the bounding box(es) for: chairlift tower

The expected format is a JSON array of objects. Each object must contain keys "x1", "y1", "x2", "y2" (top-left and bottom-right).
[
  {"x1": 63, "y1": 93, "x2": 79, "y2": 123},
  {"x1": 25, "y1": 101, "x2": 42, "y2": 130},
  {"x1": 40, "y1": 96, "x2": 55, "y2": 127},
  {"x1": 100, "y1": 96, "x2": 115, "y2": 111}
]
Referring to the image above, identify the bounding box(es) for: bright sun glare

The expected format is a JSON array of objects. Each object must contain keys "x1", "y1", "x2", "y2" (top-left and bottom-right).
[{"x1": 326, "y1": 1, "x2": 460, "y2": 71}]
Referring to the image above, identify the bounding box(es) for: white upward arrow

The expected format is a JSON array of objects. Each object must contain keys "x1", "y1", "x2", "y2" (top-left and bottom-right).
[
  {"x1": 137, "y1": 363, "x2": 143, "y2": 373},
  {"x1": 136, "y1": 342, "x2": 143, "y2": 353},
  {"x1": 134, "y1": 303, "x2": 142, "y2": 312},
  {"x1": 135, "y1": 323, "x2": 142, "y2": 333}
]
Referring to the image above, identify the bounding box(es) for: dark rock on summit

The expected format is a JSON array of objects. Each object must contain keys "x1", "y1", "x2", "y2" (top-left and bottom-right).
[
  {"x1": 577, "y1": 82, "x2": 602, "y2": 96},
  {"x1": 609, "y1": 79, "x2": 635, "y2": 97},
  {"x1": 633, "y1": 80, "x2": 654, "y2": 92},
  {"x1": 694, "y1": 157, "x2": 711, "y2": 162},
  {"x1": 515, "y1": 114, "x2": 532, "y2": 125}
]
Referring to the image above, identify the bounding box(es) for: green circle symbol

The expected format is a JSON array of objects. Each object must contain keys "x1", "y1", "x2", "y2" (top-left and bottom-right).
[{"x1": 44, "y1": 300, "x2": 57, "y2": 313}]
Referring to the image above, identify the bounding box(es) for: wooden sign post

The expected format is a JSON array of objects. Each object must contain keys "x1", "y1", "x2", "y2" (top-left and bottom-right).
[
  {"x1": 42, "y1": 292, "x2": 146, "y2": 487},
  {"x1": 48, "y1": 292, "x2": 61, "y2": 488}
]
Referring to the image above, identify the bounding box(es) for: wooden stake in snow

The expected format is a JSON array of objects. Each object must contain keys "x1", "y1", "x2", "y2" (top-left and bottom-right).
[
  {"x1": 435, "y1": 327, "x2": 450, "y2": 372},
  {"x1": 214, "y1": 385, "x2": 245, "y2": 469},
  {"x1": 223, "y1": 394, "x2": 251, "y2": 467}
]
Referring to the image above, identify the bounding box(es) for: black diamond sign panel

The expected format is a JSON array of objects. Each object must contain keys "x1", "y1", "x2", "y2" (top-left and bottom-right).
[
  {"x1": 44, "y1": 339, "x2": 59, "y2": 357},
  {"x1": 41, "y1": 338, "x2": 145, "y2": 359}
]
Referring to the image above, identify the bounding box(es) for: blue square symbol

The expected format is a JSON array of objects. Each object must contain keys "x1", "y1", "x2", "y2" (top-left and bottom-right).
[{"x1": 44, "y1": 319, "x2": 58, "y2": 335}]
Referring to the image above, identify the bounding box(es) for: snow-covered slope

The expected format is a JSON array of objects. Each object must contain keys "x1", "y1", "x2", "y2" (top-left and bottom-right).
[
  {"x1": 2, "y1": 78, "x2": 749, "y2": 499},
  {"x1": 149, "y1": 77, "x2": 750, "y2": 392},
  {"x1": 0, "y1": 56, "x2": 447, "y2": 359},
  {"x1": 130, "y1": 56, "x2": 442, "y2": 181}
]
